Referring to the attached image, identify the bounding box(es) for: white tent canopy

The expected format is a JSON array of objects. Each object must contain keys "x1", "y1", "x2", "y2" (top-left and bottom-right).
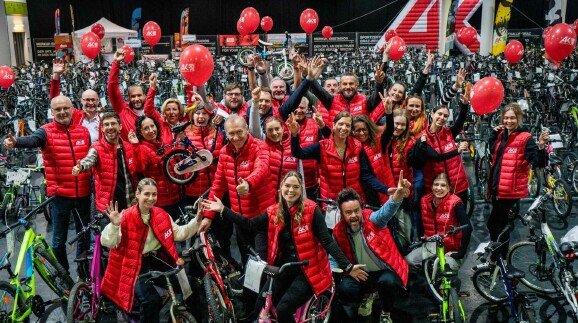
[{"x1": 72, "y1": 17, "x2": 137, "y2": 38}]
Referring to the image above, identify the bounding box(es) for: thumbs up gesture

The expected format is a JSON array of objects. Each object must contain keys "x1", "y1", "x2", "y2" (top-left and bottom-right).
[
  {"x1": 236, "y1": 177, "x2": 250, "y2": 196},
  {"x1": 2, "y1": 133, "x2": 17, "y2": 149},
  {"x1": 72, "y1": 161, "x2": 83, "y2": 176}
]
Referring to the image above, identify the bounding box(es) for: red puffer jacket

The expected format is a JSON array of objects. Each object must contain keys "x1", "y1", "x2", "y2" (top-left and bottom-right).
[
  {"x1": 489, "y1": 131, "x2": 533, "y2": 199},
  {"x1": 421, "y1": 193, "x2": 463, "y2": 252},
  {"x1": 422, "y1": 127, "x2": 469, "y2": 194},
  {"x1": 134, "y1": 140, "x2": 180, "y2": 206},
  {"x1": 267, "y1": 199, "x2": 333, "y2": 296},
  {"x1": 326, "y1": 94, "x2": 368, "y2": 129},
  {"x1": 107, "y1": 61, "x2": 142, "y2": 141},
  {"x1": 205, "y1": 135, "x2": 274, "y2": 219},
  {"x1": 362, "y1": 139, "x2": 394, "y2": 204},
  {"x1": 42, "y1": 121, "x2": 91, "y2": 198},
  {"x1": 298, "y1": 118, "x2": 320, "y2": 188},
  {"x1": 184, "y1": 125, "x2": 225, "y2": 197},
  {"x1": 333, "y1": 209, "x2": 408, "y2": 286},
  {"x1": 384, "y1": 138, "x2": 415, "y2": 200},
  {"x1": 91, "y1": 138, "x2": 140, "y2": 212},
  {"x1": 318, "y1": 135, "x2": 364, "y2": 202},
  {"x1": 267, "y1": 137, "x2": 299, "y2": 191},
  {"x1": 101, "y1": 205, "x2": 178, "y2": 312},
  {"x1": 216, "y1": 102, "x2": 249, "y2": 120}
]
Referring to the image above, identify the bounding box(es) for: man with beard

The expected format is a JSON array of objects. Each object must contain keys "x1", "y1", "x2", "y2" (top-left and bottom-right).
[
  {"x1": 270, "y1": 77, "x2": 290, "y2": 109},
  {"x1": 215, "y1": 83, "x2": 250, "y2": 119},
  {"x1": 310, "y1": 63, "x2": 385, "y2": 130},
  {"x1": 49, "y1": 58, "x2": 101, "y2": 143},
  {"x1": 108, "y1": 48, "x2": 146, "y2": 140},
  {"x1": 331, "y1": 173, "x2": 411, "y2": 322},
  {"x1": 72, "y1": 112, "x2": 141, "y2": 213}
]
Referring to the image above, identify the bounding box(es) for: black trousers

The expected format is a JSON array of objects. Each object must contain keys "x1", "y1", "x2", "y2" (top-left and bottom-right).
[
  {"x1": 336, "y1": 269, "x2": 401, "y2": 313},
  {"x1": 487, "y1": 196, "x2": 518, "y2": 261}
]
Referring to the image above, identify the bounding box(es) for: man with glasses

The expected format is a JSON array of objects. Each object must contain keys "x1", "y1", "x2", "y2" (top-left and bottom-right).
[
  {"x1": 216, "y1": 83, "x2": 249, "y2": 120},
  {"x1": 50, "y1": 58, "x2": 101, "y2": 143},
  {"x1": 3, "y1": 95, "x2": 92, "y2": 277}
]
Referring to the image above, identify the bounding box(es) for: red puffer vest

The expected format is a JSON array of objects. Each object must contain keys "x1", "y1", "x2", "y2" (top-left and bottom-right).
[
  {"x1": 384, "y1": 138, "x2": 415, "y2": 200},
  {"x1": 271, "y1": 95, "x2": 289, "y2": 110},
  {"x1": 490, "y1": 131, "x2": 532, "y2": 199},
  {"x1": 134, "y1": 141, "x2": 180, "y2": 206},
  {"x1": 421, "y1": 193, "x2": 463, "y2": 252},
  {"x1": 217, "y1": 101, "x2": 249, "y2": 119},
  {"x1": 422, "y1": 127, "x2": 469, "y2": 194},
  {"x1": 107, "y1": 62, "x2": 141, "y2": 141},
  {"x1": 101, "y1": 205, "x2": 178, "y2": 312},
  {"x1": 298, "y1": 118, "x2": 320, "y2": 188},
  {"x1": 205, "y1": 136, "x2": 275, "y2": 219},
  {"x1": 318, "y1": 136, "x2": 364, "y2": 202},
  {"x1": 184, "y1": 125, "x2": 224, "y2": 197},
  {"x1": 362, "y1": 139, "x2": 394, "y2": 204},
  {"x1": 267, "y1": 137, "x2": 299, "y2": 191},
  {"x1": 91, "y1": 138, "x2": 139, "y2": 212},
  {"x1": 333, "y1": 209, "x2": 408, "y2": 286},
  {"x1": 328, "y1": 93, "x2": 368, "y2": 126},
  {"x1": 42, "y1": 121, "x2": 91, "y2": 198},
  {"x1": 369, "y1": 101, "x2": 385, "y2": 124},
  {"x1": 266, "y1": 199, "x2": 333, "y2": 296}
]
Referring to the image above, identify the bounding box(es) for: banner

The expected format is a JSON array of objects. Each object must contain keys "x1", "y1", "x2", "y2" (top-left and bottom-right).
[
  {"x1": 507, "y1": 28, "x2": 542, "y2": 44},
  {"x1": 444, "y1": 0, "x2": 460, "y2": 53},
  {"x1": 54, "y1": 34, "x2": 73, "y2": 62},
  {"x1": 33, "y1": 38, "x2": 56, "y2": 61},
  {"x1": 141, "y1": 35, "x2": 173, "y2": 60},
  {"x1": 180, "y1": 8, "x2": 189, "y2": 48},
  {"x1": 219, "y1": 34, "x2": 259, "y2": 55},
  {"x1": 131, "y1": 8, "x2": 142, "y2": 39},
  {"x1": 54, "y1": 9, "x2": 60, "y2": 36},
  {"x1": 357, "y1": 32, "x2": 381, "y2": 52},
  {"x1": 491, "y1": 0, "x2": 514, "y2": 56},
  {"x1": 312, "y1": 32, "x2": 356, "y2": 55},
  {"x1": 545, "y1": 0, "x2": 562, "y2": 25},
  {"x1": 173, "y1": 35, "x2": 218, "y2": 58}
]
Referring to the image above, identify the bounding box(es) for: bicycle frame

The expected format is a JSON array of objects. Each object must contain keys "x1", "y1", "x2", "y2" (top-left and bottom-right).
[
  {"x1": 436, "y1": 243, "x2": 465, "y2": 322},
  {"x1": 200, "y1": 232, "x2": 235, "y2": 316}
]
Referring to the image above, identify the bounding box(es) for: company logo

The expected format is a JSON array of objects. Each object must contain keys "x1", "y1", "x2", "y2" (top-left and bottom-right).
[
  {"x1": 181, "y1": 64, "x2": 196, "y2": 72},
  {"x1": 285, "y1": 156, "x2": 296, "y2": 162},
  {"x1": 240, "y1": 160, "x2": 249, "y2": 167},
  {"x1": 306, "y1": 18, "x2": 317, "y2": 24},
  {"x1": 75, "y1": 140, "x2": 85, "y2": 145},
  {"x1": 439, "y1": 213, "x2": 449, "y2": 219},
  {"x1": 86, "y1": 42, "x2": 99, "y2": 48},
  {"x1": 373, "y1": 153, "x2": 382, "y2": 161},
  {"x1": 2, "y1": 74, "x2": 13, "y2": 79},
  {"x1": 304, "y1": 136, "x2": 315, "y2": 142},
  {"x1": 366, "y1": 231, "x2": 375, "y2": 242},
  {"x1": 164, "y1": 228, "x2": 173, "y2": 239},
  {"x1": 351, "y1": 105, "x2": 362, "y2": 112},
  {"x1": 347, "y1": 156, "x2": 358, "y2": 164},
  {"x1": 560, "y1": 36, "x2": 576, "y2": 46},
  {"x1": 443, "y1": 142, "x2": 455, "y2": 152},
  {"x1": 128, "y1": 158, "x2": 133, "y2": 165},
  {"x1": 507, "y1": 148, "x2": 518, "y2": 154},
  {"x1": 207, "y1": 139, "x2": 214, "y2": 145},
  {"x1": 297, "y1": 224, "x2": 310, "y2": 234},
  {"x1": 146, "y1": 31, "x2": 157, "y2": 36}
]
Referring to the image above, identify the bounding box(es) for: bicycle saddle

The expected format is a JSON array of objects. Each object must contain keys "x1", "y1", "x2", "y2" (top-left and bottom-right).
[
  {"x1": 560, "y1": 241, "x2": 578, "y2": 257},
  {"x1": 506, "y1": 265, "x2": 526, "y2": 280},
  {"x1": 170, "y1": 121, "x2": 191, "y2": 133}
]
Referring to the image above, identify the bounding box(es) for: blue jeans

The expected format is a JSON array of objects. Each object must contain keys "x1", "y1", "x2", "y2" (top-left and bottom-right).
[{"x1": 49, "y1": 196, "x2": 91, "y2": 271}]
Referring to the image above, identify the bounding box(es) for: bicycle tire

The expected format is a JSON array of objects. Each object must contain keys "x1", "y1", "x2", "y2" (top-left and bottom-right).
[
  {"x1": 273, "y1": 62, "x2": 294, "y2": 81},
  {"x1": 507, "y1": 241, "x2": 557, "y2": 294},
  {"x1": 66, "y1": 281, "x2": 94, "y2": 323},
  {"x1": 528, "y1": 168, "x2": 542, "y2": 199},
  {"x1": 475, "y1": 156, "x2": 490, "y2": 202},
  {"x1": 172, "y1": 309, "x2": 198, "y2": 323},
  {"x1": 34, "y1": 246, "x2": 74, "y2": 298},
  {"x1": 562, "y1": 153, "x2": 578, "y2": 184},
  {"x1": 203, "y1": 273, "x2": 233, "y2": 323},
  {"x1": 305, "y1": 292, "x2": 331, "y2": 323},
  {"x1": 466, "y1": 188, "x2": 475, "y2": 219},
  {"x1": 163, "y1": 149, "x2": 199, "y2": 185},
  {"x1": 237, "y1": 48, "x2": 255, "y2": 67},
  {"x1": 0, "y1": 281, "x2": 28, "y2": 323},
  {"x1": 423, "y1": 257, "x2": 443, "y2": 303},
  {"x1": 515, "y1": 294, "x2": 537, "y2": 323},
  {"x1": 40, "y1": 301, "x2": 67, "y2": 323},
  {"x1": 572, "y1": 162, "x2": 578, "y2": 194},
  {"x1": 472, "y1": 267, "x2": 508, "y2": 303},
  {"x1": 551, "y1": 179, "x2": 573, "y2": 218},
  {"x1": 448, "y1": 287, "x2": 465, "y2": 323}
]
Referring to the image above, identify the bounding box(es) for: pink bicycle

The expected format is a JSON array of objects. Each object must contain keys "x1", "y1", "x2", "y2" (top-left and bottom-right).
[{"x1": 247, "y1": 247, "x2": 335, "y2": 323}]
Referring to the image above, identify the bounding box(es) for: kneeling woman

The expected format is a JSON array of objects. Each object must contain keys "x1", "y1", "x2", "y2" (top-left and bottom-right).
[
  {"x1": 100, "y1": 178, "x2": 201, "y2": 323},
  {"x1": 202, "y1": 172, "x2": 365, "y2": 323},
  {"x1": 405, "y1": 173, "x2": 472, "y2": 270}
]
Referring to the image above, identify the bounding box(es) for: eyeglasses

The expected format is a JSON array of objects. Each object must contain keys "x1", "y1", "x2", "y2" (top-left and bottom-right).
[
  {"x1": 226, "y1": 92, "x2": 242, "y2": 97},
  {"x1": 353, "y1": 128, "x2": 368, "y2": 134},
  {"x1": 82, "y1": 98, "x2": 98, "y2": 102}
]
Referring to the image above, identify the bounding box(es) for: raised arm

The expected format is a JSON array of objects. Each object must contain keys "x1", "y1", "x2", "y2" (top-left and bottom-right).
[
  {"x1": 308, "y1": 58, "x2": 333, "y2": 109},
  {"x1": 410, "y1": 51, "x2": 434, "y2": 96},
  {"x1": 288, "y1": 113, "x2": 321, "y2": 160},
  {"x1": 366, "y1": 63, "x2": 386, "y2": 112},
  {"x1": 450, "y1": 82, "x2": 470, "y2": 138},
  {"x1": 144, "y1": 73, "x2": 163, "y2": 125},
  {"x1": 249, "y1": 88, "x2": 265, "y2": 140},
  {"x1": 107, "y1": 49, "x2": 128, "y2": 114}
]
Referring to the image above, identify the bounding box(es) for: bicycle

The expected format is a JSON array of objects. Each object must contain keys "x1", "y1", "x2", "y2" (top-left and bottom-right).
[
  {"x1": 412, "y1": 225, "x2": 469, "y2": 323},
  {"x1": 538, "y1": 142, "x2": 573, "y2": 218},
  {"x1": 507, "y1": 187, "x2": 578, "y2": 321},
  {"x1": 0, "y1": 164, "x2": 50, "y2": 225},
  {"x1": 158, "y1": 120, "x2": 213, "y2": 186},
  {"x1": 471, "y1": 225, "x2": 537, "y2": 323},
  {"x1": 246, "y1": 247, "x2": 334, "y2": 323},
  {"x1": 236, "y1": 33, "x2": 295, "y2": 81},
  {"x1": 0, "y1": 196, "x2": 74, "y2": 322}
]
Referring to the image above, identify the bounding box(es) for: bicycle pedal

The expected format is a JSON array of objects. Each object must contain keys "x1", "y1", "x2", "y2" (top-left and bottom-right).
[
  {"x1": 459, "y1": 291, "x2": 470, "y2": 298},
  {"x1": 428, "y1": 313, "x2": 441, "y2": 322}
]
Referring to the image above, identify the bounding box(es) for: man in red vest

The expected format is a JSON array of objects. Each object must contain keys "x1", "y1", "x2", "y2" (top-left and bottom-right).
[
  {"x1": 3, "y1": 95, "x2": 91, "y2": 275},
  {"x1": 331, "y1": 172, "x2": 411, "y2": 323}
]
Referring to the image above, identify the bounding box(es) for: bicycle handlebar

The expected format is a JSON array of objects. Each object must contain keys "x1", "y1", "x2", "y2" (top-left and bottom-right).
[
  {"x1": 316, "y1": 198, "x2": 336, "y2": 206},
  {"x1": 0, "y1": 195, "x2": 55, "y2": 237},
  {"x1": 138, "y1": 266, "x2": 183, "y2": 280},
  {"x1": 247, "y1": 246, "x2": 309, "y2": 276},
  {"x1": 409, "y1": 224, "x2": 470, "y2": 249}
]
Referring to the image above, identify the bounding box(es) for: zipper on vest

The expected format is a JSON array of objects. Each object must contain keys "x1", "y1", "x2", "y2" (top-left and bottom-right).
[
  {"x1": 234, "y1": 154, "x2": 243, "y2": 217},
  {"x1": 277, "y1": 143, "x2": 284, "y2": 191},
  {"x1": 66, "y1": 127, "x2": 79, "y2": 198},
  {"x1": 434, "y1": 133, "x2": 450, "y2": 175}
]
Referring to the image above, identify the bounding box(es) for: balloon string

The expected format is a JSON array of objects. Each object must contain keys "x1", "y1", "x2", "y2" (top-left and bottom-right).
[
  {"x1": 510, "y1": 5, "x2": 543, "y2": 29},
  {"x1": 331, "y1": 0, "x2": 402, "y2": 29},
  {"x1": 377, "y1": 1, "x2": 406, "y2": 35}
]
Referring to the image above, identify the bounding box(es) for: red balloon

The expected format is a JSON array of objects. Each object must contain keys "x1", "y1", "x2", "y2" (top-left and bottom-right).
[
  {"x1": 543, "y1": 26, "x2": 552, "y2": 39},
  {"x1": 237, "y1": 18, "x2": 249, "y2": 36},
  {"x1": 544, "y1": 23, "x2": 577, "y2": 63},
  {"x1": 300, "y1": 8, "x2": 319, "y2": 34},
  {"x1": 0, "y1": 66, "x2": 15, "y2": 89},
  {"x1": 573, "y1": 19, "x2": 578, "y2": 32},
  {"x1": 122, "y1": 45, "x2": 135, "y2": 63},
  {"x1": 322, "y1": 26, "x2": 333, "y2": 40},
  {"x1": 457, "y1": 26, "x2": 477, "y2": 46},
  {"x1": 240, "y1": 7, "x2": 260, "y2": 34},
  {"x1": 261, "y1": 16, "x2": 273, "y2": 33},
  {"x1": 91, "y1": 23, "x2": 105, "y2": 40},
  {"x1": 80, "y1": 32, "x2": 101, "y2": 60},
  {"x1": 179, "y1": 44, "x2": 214, "y2": 87},
  {"x1": 143, "y1": 21, "x2": 162, "y2": 46},
  {"x1": 385, "y1": 29, "x2": 397, "y2": 42},
  {"x1": 388, "y1": 36, "x2": 406, "y2": 60},
  {"x1": 470, "y1": 77, "x2": 504, "y2": 115},
  {"x1": 504, "y1": 40, "x2": 524, "y2": 64}
]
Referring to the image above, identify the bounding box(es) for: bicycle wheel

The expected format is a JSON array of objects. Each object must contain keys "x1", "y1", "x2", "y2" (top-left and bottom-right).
[
  {"x1": 273, "y1": 62, "x2": 294, "y2": 81},
  {"x1": 203, "y1": 273, "x2": 233, "y2": 323},
  {"x1": 515, "y1": 294, "x2": 537, "y2": 323},
  {"x1": 163, "y1": 149, "x2": 199, "y2": 185},
  {"x1": 573, "y1": 162, "x2": 578, "y2": 194},
  {"x1": 33, "y1": 246, "x2": 74, "y2": 298},
  {"x1": 236, "y1": 48, "x2": 255, "y2": 67},
  {"x1": 40, "y1": 301, "x2": 67, "y2": 323},
  {"x1": 423, "y1": 257, "x2": 443, "y2": 303},
  {"x1": 66, "y1": 282, "x2": 93, "y2": 323},
  {"x1": 562, "y1": 153, "x2": 578, "y2": 183},
  {"x1": 0, "y1": 281, "x2": 28, "y2": 323},
  {"x1": 172, "y1": 309, "x2": 197, "y2": 323},
  {"x1": 475, "y1": 156, "x2": 490, "y2": 202},
  {"x1": 305, "y1": 292, "x2": 331, "y2": 323},
  {"x1": 472, "y1": 267, "x2": 508, "y2": 303},
  {"x1": 448, "y1": 287, "x2": 465, "y2": 323},
  {"x1": 528, "y1": 168, "x2": 542, "y2": 199},
  {"x1": 466, "y1": 188, "x2": 475, "y2": 219},
  {"x1": 507, "y1": 241, "x2": 556, "y2": 294},
  {"x1": 551, "y1": 179, "x2": 573, "y2": 218}
]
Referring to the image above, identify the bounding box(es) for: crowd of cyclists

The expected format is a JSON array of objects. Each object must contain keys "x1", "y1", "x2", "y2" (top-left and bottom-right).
[{"x1": 1, "y1": 42, "x2": 552, "y2": 323}]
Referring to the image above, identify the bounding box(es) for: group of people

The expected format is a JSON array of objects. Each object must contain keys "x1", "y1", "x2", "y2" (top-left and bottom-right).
[{"x1": 2, "y1": 44, "x2": 550, "y2": 323}]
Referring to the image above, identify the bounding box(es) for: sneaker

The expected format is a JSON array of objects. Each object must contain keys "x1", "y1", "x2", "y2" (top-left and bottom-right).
[
  {"x1": 379, "y1": 312, "x2": 393, "y2": 323},
  {"x1": 358, "y1": 295, "x2": 374, "y2": 317},
  {"x1": 471, "y1": 262, "x2": 490, "y2": 272}
]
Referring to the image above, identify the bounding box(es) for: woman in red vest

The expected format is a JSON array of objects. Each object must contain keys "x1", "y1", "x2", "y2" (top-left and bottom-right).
[
  {"x1": 487, "y1": 103, "x2": 549, "y2": 259},
  {"x1": 100, "y1": 178, "x2": 201, "y2": 322},
  {"x1": 134, "y1": 115, "x2": 181, "y2": 219},
  {"x1": 201, "y1": 172, "x2": 365, "y2": 323},
  {"x1": 405, "y1": 173, "x2": 472, "y2": 270}
]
